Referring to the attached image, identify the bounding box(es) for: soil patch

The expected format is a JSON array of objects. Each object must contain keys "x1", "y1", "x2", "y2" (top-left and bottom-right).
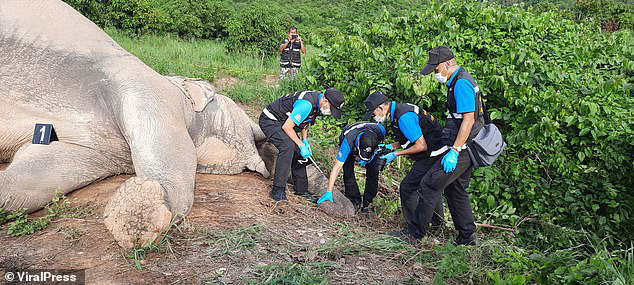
[
  {"x1": 262, "y1": 74, "x2": 278, "y2": 87},
  {"x1": 0, "y1": 167, "x2": 433, "y2": 284},
  {"x1": 212, "y1": 75, "x2": 240, "y2": 93}
]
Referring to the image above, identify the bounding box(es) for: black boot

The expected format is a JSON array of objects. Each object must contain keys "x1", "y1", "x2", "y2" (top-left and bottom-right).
[
  {"x1": 271, "y1": 186, "x2": 287, "y2": 201},
  {"x1": 388, "y1": 228, "x2": 420, "y2": 245},
  {"x1": 453, "y1": 233, "x2": 480, "y2": 246},
  {"x1": 359, "y1": 204, "x2": 374, "y2": 215}
]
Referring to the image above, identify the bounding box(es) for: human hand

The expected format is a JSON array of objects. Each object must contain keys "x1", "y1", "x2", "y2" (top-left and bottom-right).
[
  {"x1": 380, "y1": 152, "x2": 397, "y2": 165},
  {"x1": 299, "y1": 144, "x2": 311, "y2": 159},
  {"x1": 317, "y1": 191, "x2": 333, "y2": 206},
  {"x1": 441, "y1": 149, "x2": 459, "y2": 173},
  {"x1": 302, "y1": 139, "x2": 312, "y2": 157},
  {"x1": 378, "y1": 143, "x2": 393, "y2": 151}
]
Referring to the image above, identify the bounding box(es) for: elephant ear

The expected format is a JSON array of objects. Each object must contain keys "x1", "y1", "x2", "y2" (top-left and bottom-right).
[{"x1": 164, "y1": 76, "x2": 216, "y2": 112}]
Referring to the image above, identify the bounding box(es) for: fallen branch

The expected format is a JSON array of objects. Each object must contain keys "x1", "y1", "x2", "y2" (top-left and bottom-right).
[{"x1": 475, "y1": 223, "x2": 515, "y2": 232}]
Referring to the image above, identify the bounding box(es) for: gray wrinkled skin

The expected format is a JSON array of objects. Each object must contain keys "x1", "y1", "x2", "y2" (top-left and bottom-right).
[
  {"x1": 0, "y1": 0, "x2": 354, "y2": 247},
  {"x1": 0, "y1": 1, "x2": 268, "y2": 224}
]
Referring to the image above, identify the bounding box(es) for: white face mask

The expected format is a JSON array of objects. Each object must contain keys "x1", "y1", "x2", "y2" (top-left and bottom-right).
[
  {"x1": 373, "y1": 107, "x2": 387, "y2": 123},
  {"x1": 320, "y1": 107, "x2": 331, "y2": 116},
  {"x1": 434, "y1": 72, "x2": 448, "y2": 84},
  {"x1": 434, "y1": 64, "x2": 449, "y2": 84}
]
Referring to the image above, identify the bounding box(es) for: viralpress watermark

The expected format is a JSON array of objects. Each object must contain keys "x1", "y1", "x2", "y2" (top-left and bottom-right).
[{"x1": 2, "y1": 269, "x2": 85, "y2": 284}]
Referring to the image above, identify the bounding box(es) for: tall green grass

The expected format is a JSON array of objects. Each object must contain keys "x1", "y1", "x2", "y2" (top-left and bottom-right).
[
  {"x1": 106, "y1": 27, "x2": 323, "y2": 107},
  {"x1": 106, "y1": 27, "x2": 279, "y2": 81}
]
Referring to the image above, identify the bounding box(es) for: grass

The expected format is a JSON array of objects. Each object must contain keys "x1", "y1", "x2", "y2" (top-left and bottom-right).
[
  {"x1": 106, "y1": 27, "x2": 279, "y2": 82},
  {"x1": 243, "y1": 261, "x2": 337, "y2": 285},
  {"x1": 127, "y1": 215, "x2": 183, "y2": 271},
  {"x1": 318, "y1": 230, "x2": 418, "y2": 261},
  {"x1": 0, "y1": 189, "x2": 93, "y2": 237},
  {"x1": 103, "y1": 28, "x2": 634, "y2": 284},
  {"x1": 107, "y1": 25, "x2": 419, "y2": 225},
  {"x1": 202, "y1": 224, "x2": 262, "y2": 257},
  {"x1": 106, "y1": 27, "x2": 322, "y2": 108}
]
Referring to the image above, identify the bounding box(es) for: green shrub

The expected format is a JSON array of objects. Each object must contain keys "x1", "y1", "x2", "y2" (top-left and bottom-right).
[
  {"x1": 296, "y1": 0, "x2": 634, "y2": 247},
  {"x1": 224, "y1": 2, "x2": 293, "y2": 55},
  {"x1": 153, "y1": 0, "x2": 231, "y2": 39},
  {"x1": 574, "y1": 0, "x2": 634, "y2": 31},
  {"x1": 527, "y1": 0, "x2": 634, "y2": 32},
  {"x1": 65, "y1": 0, "x2": 164, "y2": 34}
]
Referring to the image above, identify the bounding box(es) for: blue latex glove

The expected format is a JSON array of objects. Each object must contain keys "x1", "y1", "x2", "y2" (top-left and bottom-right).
[
  {"x1": 380, "y1": 152, "x2": 397, "y2": 165},
  {"x1": 317, "y1": 191, "x2": 333, "y2": 206},
  {"x1": 441, "y1": 149, "x2": 459, "y2": 173},
  {"x1": 378, "y1": 143, "x2": 393, "y2": 151},
  {"x1": 299, "y1": 144, "x2": 311, "y2": 159},
  {"x1": 302, "y1": 139, "x2": 313, "y2": 157},
  {"x1": 358, "y1": 159, "x2": 368, "y2": 167}
]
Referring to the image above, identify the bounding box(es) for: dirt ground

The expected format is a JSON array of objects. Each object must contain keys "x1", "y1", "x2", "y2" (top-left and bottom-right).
[{"x1": 0, "y1": 164, "x2": 437, "y2": 284}]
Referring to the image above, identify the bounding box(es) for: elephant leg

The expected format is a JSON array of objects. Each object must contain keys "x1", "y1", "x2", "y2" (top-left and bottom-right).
[
  {"x1": 103, "y1": 92, "x2": 197, "y2": 249},
  {"x1": 0, "y1": 142, "x2": 115, "y2": 213}
]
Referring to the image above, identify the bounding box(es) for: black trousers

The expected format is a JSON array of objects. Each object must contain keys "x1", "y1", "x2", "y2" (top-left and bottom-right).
[
  {"x1": 415, "y1": 151, "x2": 476, "y2": 240},
  {"x1": 399, "y1": 156, "x2": 445, "y2": 238},
  {"x1": 258, "y1": 114, "x2": 308, "y2": 193},
  {"x1": 342, "y1": 153, "x2": 380, "y2": 208}
]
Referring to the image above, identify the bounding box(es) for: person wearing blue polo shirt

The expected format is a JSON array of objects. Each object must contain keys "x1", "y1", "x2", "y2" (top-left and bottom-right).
[
  {"x1": 362, "y1": 91, "x2": 446, "y2": 242},
  {"x1": 417, "y1": 46, "x2": 486, "y2": 246},
  {"x1": 316, "y1": 122, "x2": 385, "y2": 213},
  {"x1": 259, "y1": 88, "x2": 345, "y2": 201}
]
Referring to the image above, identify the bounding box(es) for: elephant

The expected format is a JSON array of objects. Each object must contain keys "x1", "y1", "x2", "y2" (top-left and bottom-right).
[{"x1": 0, "y1": 0, "x2": 354, "y2": 249}]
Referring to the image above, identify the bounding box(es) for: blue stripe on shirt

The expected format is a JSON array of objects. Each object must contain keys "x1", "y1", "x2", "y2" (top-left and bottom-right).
[
  {"x1": 336, "y1": 139, "x2": 351, "y2": 162},
  {"x1": 398, "y1": 112, "x2": 423, "y2": 142},
  {"x1": 289, "y1": 99, "x2": 313, "y2": 125},
  {"x1": 454, "y1": 79, "x2": 476, "y2": 113}
]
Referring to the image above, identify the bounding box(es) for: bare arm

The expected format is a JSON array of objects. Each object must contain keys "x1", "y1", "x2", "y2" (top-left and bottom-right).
[
  {"x1": 395, "y1": 136, "x2": 428, "y2": 157},
  {"x1": 453, "y1": 112, "x2": 475, "y2": 148},
  {"x1": 301, "y1": 128, "x2": 308, "y2": 140},
  {"x1": 282, "y1": 118, "x2": 305, "y2": 146},
  {"x1": 326, "y1": 160, "x2": 345, "y2": 193}
]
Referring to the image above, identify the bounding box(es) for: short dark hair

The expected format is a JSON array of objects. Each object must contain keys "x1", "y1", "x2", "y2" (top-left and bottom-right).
[{"x1": 288, "y1": 26, "x2": 297, "y2": 32}]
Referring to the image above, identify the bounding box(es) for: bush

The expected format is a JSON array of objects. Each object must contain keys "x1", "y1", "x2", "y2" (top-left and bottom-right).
[
  {"x1": 296, "y1": 1, "x2": 634, "y2": 247},
  {"x1": 64, "y1": 0, "x2": 294, "y2": 54},
  {"x1": 527, "y1": 0, "x2": 634, "y2": 32},
  {"x1": 224, "y1": 2, "x2": 294, "y2": 55},
  {"x1": 153, "y1": 0, "x2": 231, "y2": 39},
  {"x1": 65, "y1": 0, "x2": 164, "y2": 34}
]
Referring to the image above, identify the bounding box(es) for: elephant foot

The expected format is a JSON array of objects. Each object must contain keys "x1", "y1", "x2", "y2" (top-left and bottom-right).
[
  {"x1": 103, "y1": 177, "x2": 173, "y2": 249},
  {"x1": 318, "y1": 191, "x2": 356, "y2": 217}
]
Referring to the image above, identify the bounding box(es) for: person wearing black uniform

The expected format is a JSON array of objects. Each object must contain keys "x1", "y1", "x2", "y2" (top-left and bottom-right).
[
  {"x1": 316, "y1": 122, "x2": 386, "y2": 213},
  {"x1": 416, "y1": 46, "x2": 486, "y2": 246},
  {"x1": 259, "y1": 88, "x2": 345, "y2": 201},
  {"x1": 362, "y1": 91, "x2": 446, "y2": 241},
  {"x1": 279, "y1": 26, "x2": 306, "y2": 79}
]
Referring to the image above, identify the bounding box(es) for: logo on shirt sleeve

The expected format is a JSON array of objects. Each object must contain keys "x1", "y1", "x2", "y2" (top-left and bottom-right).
[
  {"x1": 294, "y1": 114, "x2": 302, "y2": 122},
  {"x1": 337, "y1": 151, "x2": 343, "y2": 158}
]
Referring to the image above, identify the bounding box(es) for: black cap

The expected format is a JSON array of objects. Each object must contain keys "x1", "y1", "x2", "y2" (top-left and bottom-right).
[
  {"x1": 358, "y1": 131, "x2": 379, "y2": 161},
  {"x1": 419, "y1": 46, "x2": 455, "y2": 75},
  {"x1": 362, "y1": 91, "x2": 388, "y2": 120},
  {"x1": 324, "y1": 88, "x2": 345, "y2": 119}
]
